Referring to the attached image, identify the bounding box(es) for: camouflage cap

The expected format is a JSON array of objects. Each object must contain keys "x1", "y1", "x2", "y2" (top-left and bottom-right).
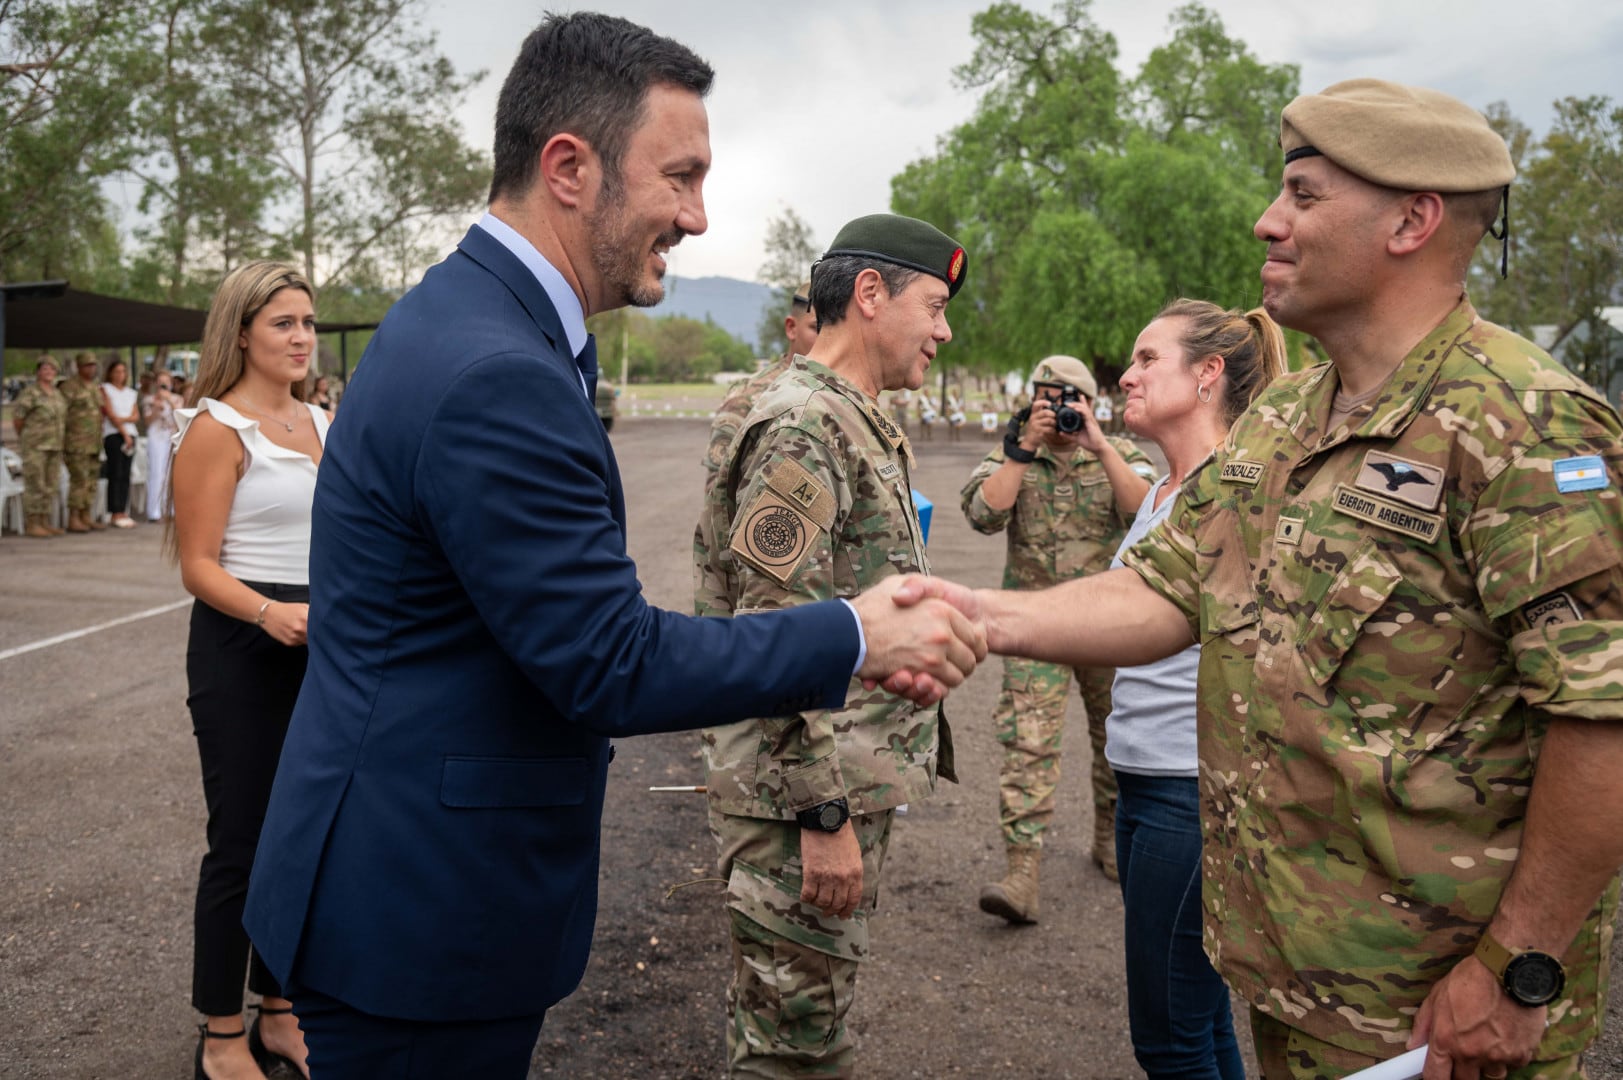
[
  {"x1": 1030, "y1": 355, "x2": 1096, "y2": 398},
  {"x1": 819, "y1": 213, "x2": 968, "y2": 298},
  {"x1": 1280, "y1": 79, "x2": 1514, "y2": 192},
  {"x1": 74, "y1": 352, "x2": 98, "y2": 368}
]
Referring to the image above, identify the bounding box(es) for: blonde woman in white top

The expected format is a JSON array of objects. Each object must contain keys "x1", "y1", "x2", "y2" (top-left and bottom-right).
[{"x1": 168, "y1": 261, "x2": 322, "y2": 1080}]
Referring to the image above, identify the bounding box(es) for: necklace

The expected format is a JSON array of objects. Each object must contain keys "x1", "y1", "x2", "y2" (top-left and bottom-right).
[{"x1": 230, "y1": 394, "x2": 300, "y2": 432}]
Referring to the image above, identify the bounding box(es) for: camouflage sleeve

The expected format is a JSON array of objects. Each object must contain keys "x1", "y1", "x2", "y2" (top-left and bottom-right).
[
  {"x1": 1120, "y1": 457, "x2": 1216, "y2": 633},
  {"x1": 703, "y1": 381, "x2": 753, "y2": 476},
  {"x1": 960, "y1": 447, "x2": 1013, "y2": 535},
  {"x1": 726, "y1": 421, "x2": 852, "y2": 807},
  {"x1": 1467, "y1": 430, "x2": 1623, "y2": 720}
]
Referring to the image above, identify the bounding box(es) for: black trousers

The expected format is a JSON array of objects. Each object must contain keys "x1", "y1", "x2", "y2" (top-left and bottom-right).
[
  {"x1": 187, "y1": 582, "x2": 309, "y2": 1016},
  {"x1": 102, "y1": 433, "x2": 132, "y2": 514}
]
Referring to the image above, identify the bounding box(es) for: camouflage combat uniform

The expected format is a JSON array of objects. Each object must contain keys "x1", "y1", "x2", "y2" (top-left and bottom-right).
[
  {"x1": 695, "y1": 355, "x2": 954, "y2": 1077},
  {"x1": 1122, "y1": 300, "x2": 1623, "y2": 1074},
  {"x1": 961, "y1": 437, "x2": 1154, "y2": 852},
  {"x1": 13, "y1": 382, "x2": 67, "y2": 517},
  {"x1": 59, "y1": 375, "x2": 104, "y2": 515},
  {"x1": 702, "y1": 354, "x2": 793, "y2": 495}
]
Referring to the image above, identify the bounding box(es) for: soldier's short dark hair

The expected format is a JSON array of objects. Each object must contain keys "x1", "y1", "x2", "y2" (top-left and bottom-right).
[
  {"x1": 489, "y1": 12, "x2": 714, "y2": 204},
  {"x1": 808, "y1": 257, "x2": 921, "y2": 328}
]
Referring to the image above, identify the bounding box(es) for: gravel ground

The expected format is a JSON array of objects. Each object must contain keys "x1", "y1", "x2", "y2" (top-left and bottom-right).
[{"x1": 1, "y1": 416, "x2": 1619, "y2": 1078}]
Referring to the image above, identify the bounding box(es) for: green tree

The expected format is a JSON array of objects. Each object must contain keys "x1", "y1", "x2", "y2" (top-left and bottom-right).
[
  {"x1": 205, "y1": 0, "x2": 489, "y2": 290},
  {"x1": 1475, "y1": 97, "x2": 1622, "y2": 391},
  {"x1": 754, "y1": 206, "x2": 819, "y2": 357},
  {"x1": 0, "y1": 0, "x2": 153, "y2": 283}
]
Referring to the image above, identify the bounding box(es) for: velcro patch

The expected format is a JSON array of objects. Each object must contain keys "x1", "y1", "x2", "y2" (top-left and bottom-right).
[
  {"x1": 1331, "y1": 483, "x2": 1443, "y2": 543},
  {"x1": 1522, "y1": 591, "x2": 1583, "y2": 629},
  {"x1": 876, "y1": 461, "x2": 901, "y2": 483},
  {"x1": 1274, "y1": 516, "x2": 1305, "y2": 547},
  {"x1": 730, "y1": 490, "x2": 823, "y2": 584},
  {"x1": 1356, "y1": 451, "x2": 1444, "y2": 510},
  {"x1": 1221, "y1": 460, "x2": 1265, "y2": 485},
  {"x1": 864, "y1": 401, "x2": 906, "y2": 449},
  {"x1": 1553, "y1": 455, "x2": 1609, "y2": 493},
  {"x1": 765, "y1": 458, "x2": 836, "y2": 530}
]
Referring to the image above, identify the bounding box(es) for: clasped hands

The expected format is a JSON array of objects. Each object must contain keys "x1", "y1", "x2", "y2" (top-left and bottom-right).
[{"x1": 851, "y1": 575, "x2": 987, "y2": 707}]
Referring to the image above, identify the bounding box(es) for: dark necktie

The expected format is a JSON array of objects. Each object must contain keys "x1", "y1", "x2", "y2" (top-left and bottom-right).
[{"x1": 576, "y1": 334, "x2": 598, "y2": 400}]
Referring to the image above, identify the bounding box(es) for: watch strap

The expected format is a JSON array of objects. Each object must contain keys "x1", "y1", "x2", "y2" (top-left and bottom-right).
[{"x1": 1472, "y1": 926, "x2": 1514, "y2": 980}]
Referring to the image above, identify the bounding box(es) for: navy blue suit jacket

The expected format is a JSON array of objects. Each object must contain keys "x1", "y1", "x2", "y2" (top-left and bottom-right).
[{"x1": 243, "y1": 226, "x2": 858, "y2": 1021}]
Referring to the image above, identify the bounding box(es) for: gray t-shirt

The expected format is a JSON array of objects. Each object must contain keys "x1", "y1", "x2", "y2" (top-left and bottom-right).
[{"x1": 1105, "y1": 477, "x2": 1199, "y2": 777}]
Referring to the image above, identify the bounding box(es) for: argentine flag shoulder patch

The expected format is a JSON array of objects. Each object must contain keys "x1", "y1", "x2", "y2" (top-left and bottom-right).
[{"x1": 1553, "y1": 455, "x2": 1608, "y2": 494}]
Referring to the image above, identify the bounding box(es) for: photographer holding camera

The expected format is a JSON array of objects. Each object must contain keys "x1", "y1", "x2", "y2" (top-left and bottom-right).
[{"x1": 962, "y1": 355, "x2": 1154, "y2": 918}]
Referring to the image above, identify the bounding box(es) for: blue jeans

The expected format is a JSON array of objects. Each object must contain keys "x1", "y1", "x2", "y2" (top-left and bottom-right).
[{"x1": 1114, "y1": 771, "x2": 1243, "y2": 1080}]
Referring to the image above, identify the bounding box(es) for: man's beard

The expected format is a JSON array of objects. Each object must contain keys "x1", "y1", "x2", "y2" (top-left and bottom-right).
[{"x1": 588, "y1": 185, "x2": 684, "y2": 310}]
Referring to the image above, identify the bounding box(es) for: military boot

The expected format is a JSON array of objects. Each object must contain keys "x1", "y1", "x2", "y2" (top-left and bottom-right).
[
  {"x1": 1092, "y1": 804, "x2": 1118, "y2": 883},
  {"x1": 66, "y1": 510, "x2": 90, "y2": 533},
  {"x1": 25, "y1": 514, "x2": 53, "y2": 538},
  {"x1": 979, "y1": 847, "x2": 1041, "y2": 924}
]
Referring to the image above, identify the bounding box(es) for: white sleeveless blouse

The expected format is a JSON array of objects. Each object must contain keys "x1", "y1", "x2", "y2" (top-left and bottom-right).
[{"x1": 174, "y1": 398, "x2": 330, "y2": 585}]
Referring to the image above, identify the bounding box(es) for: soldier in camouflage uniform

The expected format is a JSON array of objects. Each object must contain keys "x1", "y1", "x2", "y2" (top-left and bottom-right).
[
  {"x1": 963, "y1": 81, "x2": 1623, "y2": 1078},
  {"x1": 701, "y1": 282, "x2": 818, "y2": 495},
  {"x1": 12, "y1": 356, "x2": 67, "y2": 538},
  {"x1": 59, "y1": 352, "x2": 108, "y2": 532},
  {"x1": 962, "y1": 355, "x2": 1154, "y2": 920},
  {"x1": 695, "y1": 214, "x2": 967, "y2": 1077}
]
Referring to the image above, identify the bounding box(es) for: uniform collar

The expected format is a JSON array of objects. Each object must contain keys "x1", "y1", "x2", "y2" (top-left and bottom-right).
[{"x1": 1285, "y1": 297, "x2": 1479, "y2": 456}]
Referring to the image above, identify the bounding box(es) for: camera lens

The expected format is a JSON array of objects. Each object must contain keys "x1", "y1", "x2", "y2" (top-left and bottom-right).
[{"x1": 1054, "y1": 406, "x2": 1084, "y2": 434}]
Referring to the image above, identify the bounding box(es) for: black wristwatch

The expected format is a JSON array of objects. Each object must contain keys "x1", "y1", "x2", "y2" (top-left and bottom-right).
[
  {"x1": 795, "y1": 798, "x2": 850, "y2": 833},
  {"x1": 1473, "y1": 927, "x2": 1566, "y2": 1007}
]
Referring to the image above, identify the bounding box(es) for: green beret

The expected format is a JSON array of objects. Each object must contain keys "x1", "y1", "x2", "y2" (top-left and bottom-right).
[
  {"x1": 1030, "y1": 355, "x2": 1096, "y2": 398},
  {"x1": 820, "y1": 213, "x2": 967, "y2": 298},
  {"x1": 1280, "y1": 78, "x2": 1514, "y2": 192}
]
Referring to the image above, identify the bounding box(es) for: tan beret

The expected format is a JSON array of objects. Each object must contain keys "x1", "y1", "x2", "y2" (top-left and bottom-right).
[
  {"x1": 1031, "y1": 355, "x2": 1097, "y2": 398},
  {"x1": 1280, "y1": 78, "x2": 1514, "y2": 192}
]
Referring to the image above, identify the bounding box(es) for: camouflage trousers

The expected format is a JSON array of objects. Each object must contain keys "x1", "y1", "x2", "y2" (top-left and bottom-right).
[
  {"x1": 993, "y1": 656, "x2": 1116, "y2": 849},
  {"x1": 711, "y1": 809, "x2": 895, "y2": 1079},
  {"x1": 1249, "y1": 1008, "x2": 1588, "y2": 1079},
  {"x1": 21, "y1": 446, "x2": 62, "y2": 517},
  {"x1": 64, "y1": 448, "x2": 100, "y2": 513}
]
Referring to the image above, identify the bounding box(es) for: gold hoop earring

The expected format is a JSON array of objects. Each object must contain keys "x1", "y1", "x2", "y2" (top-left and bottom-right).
[{"x1": 1196, "y1": 382, "x2": 1213, "y2": 404}]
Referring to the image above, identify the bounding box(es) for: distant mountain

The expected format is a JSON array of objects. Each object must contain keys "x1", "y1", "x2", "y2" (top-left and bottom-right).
[{"x1": 649, "y1": 275, "x2": 773, "y2": 351}]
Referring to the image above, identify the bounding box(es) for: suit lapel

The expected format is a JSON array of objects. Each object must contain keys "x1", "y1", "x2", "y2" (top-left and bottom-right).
[{"x1": 455, "y1": 225, "x2": 571, "y2": 359}]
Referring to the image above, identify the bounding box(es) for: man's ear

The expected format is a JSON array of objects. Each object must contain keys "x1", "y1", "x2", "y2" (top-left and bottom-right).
[
  {"x1": 1389, "y1": 191, "x2": 1446, "y2": 256},
  {"x1": 852, "y1": 269, "x2": 885, "y2": 319},
  {"x1": 539, "y1": 133, "x2": 594, "y2": 210}
]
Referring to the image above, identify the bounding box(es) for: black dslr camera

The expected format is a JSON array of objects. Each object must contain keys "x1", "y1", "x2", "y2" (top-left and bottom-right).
[{"x1": 1014, "y1": 386, "x2": 1088, "y2": 435}]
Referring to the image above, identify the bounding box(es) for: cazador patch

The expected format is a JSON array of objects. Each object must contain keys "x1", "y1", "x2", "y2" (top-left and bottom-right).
[
  {"x1": 730, "y1": 489, "x2": 822, "y2": 584},
  {"x1": 1330, "y1": 483, "x2": 1443, "y2": 543},
  {"x1": 764, "y1": 458, "x2": 836, "y2": 530},
  {"x1": 1221, "y1": 460, "x2": 1265, "y2": 485},
  {"x1": 1523, "y1": 591, "x2": 1583, "y2": 629},
  {"x1": 1356, "y1": 451, "x2": 1444, "y2": 510}
]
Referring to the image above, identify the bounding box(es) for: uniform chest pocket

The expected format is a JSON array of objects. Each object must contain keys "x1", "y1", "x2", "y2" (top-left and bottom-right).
[
  {"x1": 1193, "y1": 506, "x2": 1260, "y2": 643},
  {"x1": 1295, "y1": 540, "x2": 1403, "y2": 687}
]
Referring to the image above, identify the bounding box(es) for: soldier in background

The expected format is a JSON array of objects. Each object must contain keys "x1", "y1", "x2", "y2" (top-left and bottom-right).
[
  {"x1": 962, "y1": 356, "x2": 1154, "y2": 920},
  {"x1": 13, "y1": 356, "x2": 67, "y2": 538},
  {"x1": 953, "y1": 80, "x2": 1623, "y2": 1078},
  {"x1": 60, "y1": 353, "x2": 107, "y2": 532},
  {"x1": 700, "y1": 281, "x2": 817, "y2": 495},
  {"x1": 695, "y1": 214, "x2": 966, "y2": 1076}
]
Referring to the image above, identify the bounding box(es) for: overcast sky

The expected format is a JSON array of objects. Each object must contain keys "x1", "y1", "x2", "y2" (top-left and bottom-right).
[{"x1": 427, "y1": 1, "x2": 1621, "y2": 282}]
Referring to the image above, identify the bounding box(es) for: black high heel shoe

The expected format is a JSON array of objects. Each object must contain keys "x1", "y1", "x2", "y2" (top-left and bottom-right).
[
  {"x1": 247, "y1": 1003, "x2": 300, "y2": 1076},
  {"x1": 194, "y1": 1023, "x2": 246, "y2": 1080}
]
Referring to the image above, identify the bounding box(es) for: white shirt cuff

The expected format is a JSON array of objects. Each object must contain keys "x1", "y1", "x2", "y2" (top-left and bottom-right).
[{"x1": 838, "y1": 598, "x2": 867, "y2": 674}]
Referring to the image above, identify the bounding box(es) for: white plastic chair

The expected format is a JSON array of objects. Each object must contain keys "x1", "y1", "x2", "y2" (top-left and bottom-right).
[{"x1": 1, "y1": 448, "x2": 25, "y2": 534}]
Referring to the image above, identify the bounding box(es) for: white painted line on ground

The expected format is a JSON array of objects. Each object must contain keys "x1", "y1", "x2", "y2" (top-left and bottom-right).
[{"x1": 0, "y1": 598, "x2": 192, "y2": 663}]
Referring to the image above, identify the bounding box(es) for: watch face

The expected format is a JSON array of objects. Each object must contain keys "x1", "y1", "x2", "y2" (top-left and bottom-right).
[
  {"x1": 818, "y1": 803, "x2": 844, "y2": 830},
  {"x1": 1505, "y1": 953, "x2": 1565, "y2": 1006}
]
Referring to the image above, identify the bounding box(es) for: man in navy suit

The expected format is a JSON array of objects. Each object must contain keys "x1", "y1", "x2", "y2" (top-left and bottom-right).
[{"x1": 241, "y1": 12, "x2": 984, "y2": 1077}]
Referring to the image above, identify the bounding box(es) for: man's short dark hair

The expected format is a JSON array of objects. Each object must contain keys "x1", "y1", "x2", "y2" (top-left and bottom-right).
[
  {"x1": 809, "y1": 257, "x2": 921, "y2": 328},
  {"x1": 489, "y1": 12, "x2": 714, "y2": 203}
]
